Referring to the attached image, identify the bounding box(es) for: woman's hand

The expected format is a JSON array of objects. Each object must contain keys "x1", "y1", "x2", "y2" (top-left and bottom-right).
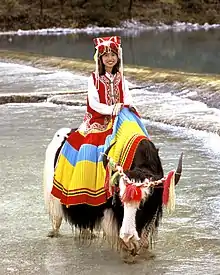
[
  {"x1": 113, "y1": 103, "x2": 124, "y2": 115},
  {"x1": 128, "y1": 106, "x2": 136, "y2": 113}
]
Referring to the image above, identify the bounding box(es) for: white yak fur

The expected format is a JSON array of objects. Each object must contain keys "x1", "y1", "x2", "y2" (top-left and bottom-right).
[
  {"x1": 119, "y1": 178, "x2": 140, "y2": 243},
  {"x1": 43, "y1": 127, "x2": 71, "y2": 218},
  {"x1": 102, "y1": 209, "x2": 119, "y2": 245},
  {"x1": 119, "y1": 202, "x2": 140, "y2": 242}
]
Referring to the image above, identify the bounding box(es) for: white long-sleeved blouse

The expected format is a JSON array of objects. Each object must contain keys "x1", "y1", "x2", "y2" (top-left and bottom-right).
[{"x1": 87, "y1": 74, "x2": 133, "y2": 115}]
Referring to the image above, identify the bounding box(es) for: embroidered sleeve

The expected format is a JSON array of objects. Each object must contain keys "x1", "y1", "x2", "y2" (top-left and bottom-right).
[{"x1": 88, "y1": 75, "x2": 114, "y2": 115}]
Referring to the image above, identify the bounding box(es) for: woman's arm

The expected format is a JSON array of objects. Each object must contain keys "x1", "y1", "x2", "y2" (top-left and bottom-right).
[{"x1": 87, "y1": 76, "x2": 114, "y2": 115}]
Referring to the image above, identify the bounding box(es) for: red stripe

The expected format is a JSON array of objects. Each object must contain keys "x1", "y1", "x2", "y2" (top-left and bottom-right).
[
  {"x1": 67, "y1": 131, "x2": 84, "y2": 150},
  {"x1": 67, "y1": 128, "x2": 113, "y2": 149},
  {"x1": 84, "y1": 128, "x2": 112, "y2": 145},
  {"x1": 53, "y1": 178, "x2": 105, "y2": 193},
  {"x1": 123, "y1": 135, "x2": 147, "y2": 170},
  {"x1": 51, "y1": 186, "x2": 111, "y2": 206}
]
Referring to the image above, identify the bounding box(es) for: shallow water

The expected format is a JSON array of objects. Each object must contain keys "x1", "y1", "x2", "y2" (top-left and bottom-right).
[
  {"x1": 0, "y1": 62, "x2": 220, "y2": 274},
  {"x1": 1, "y1": 28, "x2": 220, "y2": 74}
]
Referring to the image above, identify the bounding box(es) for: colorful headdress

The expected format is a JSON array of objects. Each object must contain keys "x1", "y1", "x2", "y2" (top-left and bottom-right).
[
  {"x1": 93, "y1": 36, "x2": 124, "y2": 88},
  {"x1": 93, "y1": 36, "x2": 121, "y2": 57}
]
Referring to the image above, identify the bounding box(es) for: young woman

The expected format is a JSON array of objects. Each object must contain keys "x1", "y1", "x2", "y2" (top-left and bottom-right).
[
  {"x1": 51, "y1": 36, "x2": 141, "y2": 207},
  {"x1": 78, "y1": 36, "x2": 135, "y2": 134}
]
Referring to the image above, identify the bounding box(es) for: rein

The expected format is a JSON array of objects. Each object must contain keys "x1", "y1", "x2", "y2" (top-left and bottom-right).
[
  {"x1": 103, "y1": 153, "x2": 171, "y2": 188},
  {"x1": 102, "y1": 153, "x2": 177, "y2": 213}
]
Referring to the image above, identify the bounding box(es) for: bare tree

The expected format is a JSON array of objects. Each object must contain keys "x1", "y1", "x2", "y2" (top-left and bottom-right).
[
  {"x1": 39, "y1": 0, "x2": 44, "y2": 16},
  {"x1": 59, "y1": 0, "x2": 66, "y2": 13},
  {"x1": 128, "y1": 0, "x2": 134, "y2": 18}
]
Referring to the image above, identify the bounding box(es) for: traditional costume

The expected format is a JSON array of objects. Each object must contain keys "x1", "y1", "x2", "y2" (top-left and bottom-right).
[{"x1": 51, "y1": 36, "x2": 149, "y2": 207}]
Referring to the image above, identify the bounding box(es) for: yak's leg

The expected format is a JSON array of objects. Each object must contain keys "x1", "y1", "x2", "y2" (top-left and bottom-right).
[
  {"x1": 47, "y1": 197, "x2": 63, "y2": 238},
  {"x1": 47, "y1": 215, "x2": 62, "y2": 237},
  {"x1": 138, "y1": 227, "x2": 156, "y2": 260},
  {"x1": 138, "y1": 239, "x2": 155, "y2": 260}
]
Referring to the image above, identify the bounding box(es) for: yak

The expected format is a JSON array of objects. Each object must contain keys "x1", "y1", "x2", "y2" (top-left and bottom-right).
[{"x1": 43, "y1": 126, "x2": 182, "y2": 262}]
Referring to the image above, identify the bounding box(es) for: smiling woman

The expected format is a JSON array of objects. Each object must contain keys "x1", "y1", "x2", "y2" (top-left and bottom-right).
[{"x1": 51, "y1": 36, "x2": 143, "y2": 208}]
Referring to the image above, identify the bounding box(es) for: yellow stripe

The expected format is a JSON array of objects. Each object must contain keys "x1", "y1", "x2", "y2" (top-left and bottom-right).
[
  {"x1": 108, "y1": 121, "x2": 145, "y2": 164},
  {"x1": 54, "y1": 154, "x2": 106, "y2": 193},
  {"x1": 120, "y1": 134, "x2": 138, "y2": 167}
]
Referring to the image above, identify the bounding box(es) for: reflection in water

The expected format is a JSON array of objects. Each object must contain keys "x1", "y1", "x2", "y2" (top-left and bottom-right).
[{"x1": 0, "y1": 29, "x2": 220, "y2": 74}]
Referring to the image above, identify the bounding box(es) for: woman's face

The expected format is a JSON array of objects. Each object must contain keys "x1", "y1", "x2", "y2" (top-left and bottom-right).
[{"x1": 101, "y1": 51, "x2": 118, "y2": 72}]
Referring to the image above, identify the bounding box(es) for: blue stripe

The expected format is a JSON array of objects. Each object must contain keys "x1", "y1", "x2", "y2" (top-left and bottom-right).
[
  {"x1": 104, "y1": 108, "x2": 150, "y2": 150},
  {"x1": 113, "y1": 108, "x2": 149, "y2": 137},
  {"x1": 62, "y1": 141, "x2": 105, "y2": 166},
  {"x1": 61, "y1": 141, "x2": 78, "y2": 166}
]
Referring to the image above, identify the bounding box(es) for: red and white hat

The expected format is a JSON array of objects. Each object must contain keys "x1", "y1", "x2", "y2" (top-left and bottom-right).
[
  {"x1": 93, "y1": 36, "x2": 121, "y2": 57},
  {"x1": 93, "y1": 36, "x2": 124, "y2": 87}
]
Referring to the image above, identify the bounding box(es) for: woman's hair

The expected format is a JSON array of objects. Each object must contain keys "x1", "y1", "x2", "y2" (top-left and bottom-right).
[{"x1": 98, "y1": 55, "x2": 121, "y2": 75}]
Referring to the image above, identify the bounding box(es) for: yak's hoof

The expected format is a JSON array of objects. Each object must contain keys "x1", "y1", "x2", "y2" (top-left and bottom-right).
[
  {"x1": 47, "y1": 230, "x2": 60, "y2": 238},
  {"x1": 120, "y1": 246, "x2": 136, "y2": 264}
]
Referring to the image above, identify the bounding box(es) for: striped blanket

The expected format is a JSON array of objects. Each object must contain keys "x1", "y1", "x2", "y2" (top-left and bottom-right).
[{"x1": 52, "y1": 107, "x2": 150, "y2": 206}]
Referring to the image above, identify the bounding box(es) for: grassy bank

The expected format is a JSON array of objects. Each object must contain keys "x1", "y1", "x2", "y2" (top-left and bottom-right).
[
  {"x1": 0, "y1": 0, "x2": 220, "y2": 31},
  {"x1": 0, "y1": 50, "x2": 220, "y2": 92}
]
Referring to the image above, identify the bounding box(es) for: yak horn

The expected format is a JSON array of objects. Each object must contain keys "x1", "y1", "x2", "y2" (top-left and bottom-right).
[
  {"x1": 175, "y1": 152, "x2": 183, "y2": 185},
  {"x1": 102, "y1": 142, "x2": 116, "y2": 169}
]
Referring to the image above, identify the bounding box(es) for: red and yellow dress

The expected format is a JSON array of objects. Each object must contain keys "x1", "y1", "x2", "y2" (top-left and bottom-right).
[{"x1": 51, "y1": 71, "x2": 134, "y2": 206}]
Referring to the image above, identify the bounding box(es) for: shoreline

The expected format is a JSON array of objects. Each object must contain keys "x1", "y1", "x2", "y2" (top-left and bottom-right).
[
  {"x1": 0, "y1": 21, "x2": 220, "y2": 36},
  {"x1": 0, "y1": 1, "x2": 220, "y2": 32}
]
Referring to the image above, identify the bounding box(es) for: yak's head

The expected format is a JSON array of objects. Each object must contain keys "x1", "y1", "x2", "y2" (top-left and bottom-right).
[{"x1": 103, "y1": 138, "x2": 183, "y2": 257}]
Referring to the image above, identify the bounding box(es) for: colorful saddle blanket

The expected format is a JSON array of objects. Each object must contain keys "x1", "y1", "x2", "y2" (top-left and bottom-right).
[{"x1": 52, "y1": 108, "x2": 150, "y2": 206}]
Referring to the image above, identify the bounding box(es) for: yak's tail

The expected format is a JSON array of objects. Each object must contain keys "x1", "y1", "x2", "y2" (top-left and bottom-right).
[
  {"x1": 43, "y1": 127, "x2": 71, "y2": 219},
  {"x1": 43, "y1": 149, "x2": 63, "y2": 219}
]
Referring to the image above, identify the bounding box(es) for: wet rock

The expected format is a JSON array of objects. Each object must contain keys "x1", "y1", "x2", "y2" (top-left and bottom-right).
[
  {"x1": 0, "y1": 94, "x2": 47, "y2": 104},
  {"x1": 0, "y1": 90, "x2": 87, "y2": 106},
  {"x1": 48, "y1": 93, "x2": 86, "y2": 106}
]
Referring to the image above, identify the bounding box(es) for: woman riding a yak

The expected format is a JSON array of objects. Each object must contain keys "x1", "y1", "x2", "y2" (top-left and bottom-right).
[
  {"x1": 45, "y1": 36, "x2": 183, "y2": 261},
  {"x1": 51, "y1": 36, "x2": 150, "y2": 208}
]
